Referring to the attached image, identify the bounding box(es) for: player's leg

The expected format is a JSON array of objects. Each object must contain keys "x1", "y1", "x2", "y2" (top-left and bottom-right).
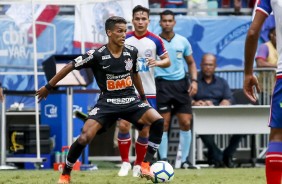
[
  {"x1": 137, "y1": 108, "x2": 164, "y2": 180},
  {"x1": 58, "y1": 119, "x2": 102, "y2": 184},
  {"x1": 265, "y1": 80, "x2": 282, "y2": 184},
  {"x1": 117, "y1": 119, "x2": 132, "y2": 176},
  {"x1": 176, "y1": 113, "x2": 197, "y2": 169},
  {"x1": 132, "y1": 97, "x2": 157, "y2": 177},
  {"x1": 158, "y1": 112, "x2": 171, "y2": 161},
  {"x1": 132, "y1": 126, "x2": 149, "y2": 177}
]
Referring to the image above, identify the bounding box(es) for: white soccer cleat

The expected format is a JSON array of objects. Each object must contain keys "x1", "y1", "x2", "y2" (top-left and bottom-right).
[
  {"x1": 118, "y1": 162, "x2": 132, "y2": 177},
  {"x1": 132, "y1": 165, "x2": 141, "y2": 177}
]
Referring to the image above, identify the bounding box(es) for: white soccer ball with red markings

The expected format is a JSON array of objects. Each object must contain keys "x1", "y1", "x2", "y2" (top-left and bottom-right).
[{"x1": 150, "y1": 161, "x2": 174, "y2": 183}]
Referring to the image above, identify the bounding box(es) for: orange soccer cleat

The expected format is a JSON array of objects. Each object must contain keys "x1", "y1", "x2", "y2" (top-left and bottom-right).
[
  {"x1": 57, "y1": 174, "x2": 71, "y2": 184},
  {"x1": 140, "y1": 161, "x2": 153, "y2": 180}
]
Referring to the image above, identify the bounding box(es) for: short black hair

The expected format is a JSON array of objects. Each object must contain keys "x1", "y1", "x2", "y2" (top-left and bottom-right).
[
  {"x1": 132, "y1": 5, "x2": 150, "y2": 17},
  {"x1": 160, "y1": 10, "x2": 175, "y2": 20},
  {"x1": 105, "y1": 16, "x2": 127, "y2": 32}
]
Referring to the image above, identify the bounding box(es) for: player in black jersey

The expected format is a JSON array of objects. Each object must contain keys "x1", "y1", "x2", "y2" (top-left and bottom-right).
[{"x1": 36, "y1": 16, "x2": 163, "y2": 183}]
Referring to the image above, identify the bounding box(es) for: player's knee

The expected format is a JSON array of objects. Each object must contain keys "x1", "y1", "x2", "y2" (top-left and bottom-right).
[
  {"x1": 119, "y1": 120, "x2": 131, "y2": 133},
  {"x1": 179, "y1": 119, "x2": 191, "y2": 131},
  {"x1": 163, "y1": 121, "x2": 170, "y2": 131}
]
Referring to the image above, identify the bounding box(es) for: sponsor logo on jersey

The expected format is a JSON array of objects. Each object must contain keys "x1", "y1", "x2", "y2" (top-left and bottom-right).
[
  {"x1": 74, "y1": 55, "x2": 94, "y2": 67},
  {"x1": 138, "y1": 103, "x2": 150, "y2": 108},
  {"x1": 123, "y1": 52, "x2": 130, "y2": 56},
  {"x1": 98, "y1": 46, "x2": 106, "y2": 52},
  {"x1": 137, "y1": 57, "x2": 149, "y2": 72},
  {"x1": 89, "y1": 107, "x2": 100, "y2": 116},
  {"x1": 102, "y1": 65, "x2": 110, "y2": 69},
  {"x1": 102, "y1": 55, "x2": 111, "y2": 60},
  {"x1": 106, "y1": 97, "x2": 135, "y2": 104},
  {"x1": 107, "y1": 76, "x2": 132, "y2": 91},
  {"x1": 144, "y1": 49, "x2": 153, "y2": 57},
  {"x1": 87, "y1": 49, "x2": 95, "y2": 55},
  {"x1": 124, "y1": 58, "x2": 133, "y2": 71},
  {"x1": 125, "y1": 44, "x2": 134, "y2": 50}
]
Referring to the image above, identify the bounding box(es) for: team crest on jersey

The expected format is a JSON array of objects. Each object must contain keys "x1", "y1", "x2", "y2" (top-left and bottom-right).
[
  {"x1": 89, "y1": 107, "x2": 100, "y2": 116},
  {"x1": 87, "y1": 49, "x2": 95, "y2": 55},
  {"x1": 124, "y1": 58, "x2": 133, "y2": 71},
  {"x1": 144, "y1": 49, "x2": 153, "y2": 57}
]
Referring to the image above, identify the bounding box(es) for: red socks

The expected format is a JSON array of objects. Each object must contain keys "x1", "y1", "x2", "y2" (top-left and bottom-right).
[
  {"x1": 265, "y1": 142, "x2": 282, "y2": 184},
  {"x1": 134, "y1": 137, "x2": 148, "y2": 166},
  {"x1": 118, "y1": 133, "x2": 131, "y2": 162}
]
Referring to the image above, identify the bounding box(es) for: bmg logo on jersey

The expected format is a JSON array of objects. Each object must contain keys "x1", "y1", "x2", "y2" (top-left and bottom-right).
[
  {"x1": 107, "y1": 76, "x2": 132, "y2": 91},
  {"x1": 137, "y1": 57, "x2": 149, "y2": 72},
  {"x1": 45, "y1": 104, "x2": 58, "y2": 118}
]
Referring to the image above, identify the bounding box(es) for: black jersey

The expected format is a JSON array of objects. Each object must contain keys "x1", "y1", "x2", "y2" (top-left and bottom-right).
[{"x1": 72, "y1": 44, "x2": 138, "y2": 97}]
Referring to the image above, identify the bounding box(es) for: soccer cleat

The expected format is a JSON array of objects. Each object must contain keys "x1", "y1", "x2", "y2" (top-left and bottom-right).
[
  {"x1": 132, "y1": 165, "x2": 141, "y2": 177},
  {"x1": 118, "y1": 162, "x2": 132, "y2": 176},
  {"x1": 57, "y1": 174, "x2": 70, "y2": 184},
  {"x1": 140, "y1": 161, "x2": 153, "y2": 180}
]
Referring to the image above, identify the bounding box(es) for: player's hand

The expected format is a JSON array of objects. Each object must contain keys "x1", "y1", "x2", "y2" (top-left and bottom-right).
[
  {"x1": 146, "y1": 57, "x2": 157, "y2": 67},
  {"x1": 35, "y1": 86, "x2": 50, "y2": 102},
  {"x1": 188, "y1": 81, "x2": 198, "y2": 96},
  {"x1": 243, "y1": 74, "x2": 260, "y2": 103}
]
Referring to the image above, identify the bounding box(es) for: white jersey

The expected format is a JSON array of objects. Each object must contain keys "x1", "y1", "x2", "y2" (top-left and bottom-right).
[
  {"x1": 125, "y1": 31, "x2": 167, "y2": 96},
  {"x1": 256, "y1": 0, "x2": 282, "y2": 75}
]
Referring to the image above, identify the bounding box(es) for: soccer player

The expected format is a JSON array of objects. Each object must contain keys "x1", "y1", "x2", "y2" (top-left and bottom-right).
[
  {"x1": 156, "y1": 10, "x2": 198, "y2": 169},
  {"x1": 117, "y1": 5, "x2": 170, "y2": 177},
  {"x1": 36, "y1": 16, "x2": 164, "y2": 184},
  {"x1": 244, "y1": 0, "x2": 282, "y2": 183}
]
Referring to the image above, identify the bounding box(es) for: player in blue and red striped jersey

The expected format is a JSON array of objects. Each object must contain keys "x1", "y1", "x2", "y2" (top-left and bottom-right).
[
  {"x1": 244, "y1": 0, "x2": 282, "y2": 183},
  {"x1": 117, "y1": 5, "x2": 170, "y2": 178}
]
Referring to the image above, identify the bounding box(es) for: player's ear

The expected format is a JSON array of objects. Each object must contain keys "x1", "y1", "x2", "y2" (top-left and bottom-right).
[{"x1": 106, "y1": 29, "x2": 111, "y2": 37}]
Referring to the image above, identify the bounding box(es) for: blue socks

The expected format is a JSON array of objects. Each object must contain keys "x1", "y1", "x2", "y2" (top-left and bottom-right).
[
  {"x1": 180, "y1": 130, "x2": 191, "y2": 163},
  {"x1": 158, "y1": 132, "x2": 168, "y2": 159}
]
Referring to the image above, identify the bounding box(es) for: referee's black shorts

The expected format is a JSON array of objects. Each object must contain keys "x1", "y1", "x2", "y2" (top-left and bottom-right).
[{"x1": 155, "y1": 77, "x2": 192, "y2": 114}]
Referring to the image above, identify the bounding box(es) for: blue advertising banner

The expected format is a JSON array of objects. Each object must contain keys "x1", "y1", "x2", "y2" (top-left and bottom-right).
[{"x1": 149, "y1": 16, "x2": 252, "y2": 69}]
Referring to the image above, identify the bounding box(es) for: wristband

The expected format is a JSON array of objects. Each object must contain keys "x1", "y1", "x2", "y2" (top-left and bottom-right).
[
  {"x1": 140, "y1": 94, "x2": 146, "y2": 101},
  {"x1": 45, "y1": 83, "x2": 53, "y2": 91},
  {"x1": 191, "y1": 79, "x2": 198, "y2": 83}
]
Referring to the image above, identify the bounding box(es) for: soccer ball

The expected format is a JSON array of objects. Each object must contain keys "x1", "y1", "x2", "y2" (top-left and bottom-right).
[{"x1": 150, "y1": 161, "x2": 174, "y2": 183}]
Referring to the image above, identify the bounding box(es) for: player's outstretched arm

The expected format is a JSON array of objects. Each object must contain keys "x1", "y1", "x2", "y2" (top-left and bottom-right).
[
  {"x1": 36, "y1": 62, "x2": 74, "y2": 102},
  {"x1": 244, "y1": 11, "x2": 266, "y2": 102}
]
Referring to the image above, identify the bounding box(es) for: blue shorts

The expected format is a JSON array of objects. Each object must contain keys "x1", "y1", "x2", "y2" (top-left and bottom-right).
[
  {"x1": 269, "y1": 78, "x2": 282, "y2": 128},
  {"x1": 147, "y1": 96, "x2": 157, "y2": 109}
]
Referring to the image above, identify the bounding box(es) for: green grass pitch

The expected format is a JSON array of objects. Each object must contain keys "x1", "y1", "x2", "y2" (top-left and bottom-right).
[{"x1": 0, "y1": 167, "x2": 265, "y2": 184}]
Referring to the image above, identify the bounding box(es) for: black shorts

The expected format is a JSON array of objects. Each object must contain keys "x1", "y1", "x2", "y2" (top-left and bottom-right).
[
  {"x1": 155, "y1": 77, "x2": 192, "y2": 114},
  {"x1": 88, "y1": 95, "x2": 151, "y2": 134}
]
